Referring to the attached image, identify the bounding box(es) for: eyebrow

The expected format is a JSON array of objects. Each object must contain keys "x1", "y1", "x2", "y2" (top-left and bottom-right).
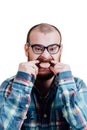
[{"x1": 29, "y1": 43, "x2": 61, "y2": 47}]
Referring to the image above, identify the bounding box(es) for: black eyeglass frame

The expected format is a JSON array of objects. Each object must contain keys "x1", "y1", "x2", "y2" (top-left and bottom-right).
[{"x1": 28, "y1": 43, "x2": 61, "y2": 54}]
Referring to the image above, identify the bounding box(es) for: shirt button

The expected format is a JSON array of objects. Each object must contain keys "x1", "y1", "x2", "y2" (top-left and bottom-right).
[
  {"x1": 26, "y1": 104, "x2": 29, "y2": 107},
  {"x1": 44, "y1": 114, "x2": 47, "y2": 118}
]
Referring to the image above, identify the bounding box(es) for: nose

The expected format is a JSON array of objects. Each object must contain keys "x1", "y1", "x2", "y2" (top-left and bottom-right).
[{"x1": 41, "y1": 48, "x2": 50, "y2": 58}]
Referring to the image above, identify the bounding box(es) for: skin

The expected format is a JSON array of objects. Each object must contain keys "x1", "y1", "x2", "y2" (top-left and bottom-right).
[{"x1": 18, "y1": 29, "x2": 70, "y2": 96}]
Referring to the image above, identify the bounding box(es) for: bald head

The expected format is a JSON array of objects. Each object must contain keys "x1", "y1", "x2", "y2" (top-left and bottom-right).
[{"x1": 26, "y1": 23, "x2": 62, "y2": 44}]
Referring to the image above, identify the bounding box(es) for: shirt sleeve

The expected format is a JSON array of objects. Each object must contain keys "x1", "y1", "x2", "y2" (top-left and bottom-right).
[
  {"x1": 56, "y1": 71, "x2": 87, "y2": 130},
  {"x1": 0, "y1": 71, "x2": 35, "y2": 130}
]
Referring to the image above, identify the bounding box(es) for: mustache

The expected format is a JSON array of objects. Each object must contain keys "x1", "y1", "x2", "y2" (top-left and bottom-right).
[{"x1": 36, "y1": 56, "x2": 54, "y2": 66}]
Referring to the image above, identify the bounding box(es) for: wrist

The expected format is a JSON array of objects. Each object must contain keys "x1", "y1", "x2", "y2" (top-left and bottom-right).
[
  {"x1": 15, "y1": 71, "x2": 35, "y2": 84},
  {"x1": 55, "y1": 71, "x2": 74, "y2": 83}
]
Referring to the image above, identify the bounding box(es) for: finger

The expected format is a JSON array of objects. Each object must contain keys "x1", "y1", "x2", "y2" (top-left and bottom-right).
[
  {"x1": 32, "y1": 66, "x2": 38, "y2": 75},
  {"x1": 29, "y1": 60, "x2": 40, "y2": 64},
  {"x1": 55, "y1": 65, "x2": 64, "y2": 69},
  {"x1": 50, "y1": 60, "x2": 57, "y2": 65},
  {"x1": 50, "y1": 60, "x2": 64, "y2": 66},
  {"x1": 50, "y1": 66, "x2": 58, "y2": 75},
  {"x1": 27, "y1": 60, "x2": 39, "y2": 69},
  {"x1": 30, "y1": 68, "x2": 36, "y2": 78},
  {"x1": 50, "y1": 65, "x2": 64, "y2": 75},
  {"x1": 29, "y1": 67, "x2": 38, "y2": 79}
]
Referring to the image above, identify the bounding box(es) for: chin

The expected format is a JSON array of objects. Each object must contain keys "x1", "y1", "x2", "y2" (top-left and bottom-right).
[{"x1": 37, "y1": 72, "x2": 54, "y2": 80}]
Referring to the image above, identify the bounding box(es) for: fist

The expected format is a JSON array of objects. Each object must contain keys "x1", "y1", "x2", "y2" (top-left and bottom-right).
[
  {"x1": 50, "y1": 60, "x2": 71, "y2": 75},
  {"x1": 18, "y1": 60, "x2": 39, "y2": 79}
]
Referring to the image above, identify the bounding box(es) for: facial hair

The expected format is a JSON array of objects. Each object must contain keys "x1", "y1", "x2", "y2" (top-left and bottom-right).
[
  {"x1": 36, "y1": 71, "x2": 54, "y2": 80},
  {"x1": 36, "y1": 56, "x2": 54, "y2": 80},
  {"x1": 28, "y1": 53, "x2": 60, "y2": 81}
]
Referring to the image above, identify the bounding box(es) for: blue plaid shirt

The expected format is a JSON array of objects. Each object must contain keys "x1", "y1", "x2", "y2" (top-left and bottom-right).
[{"x1": 0, "y1": 71, "x2": 87, "y2": 130}]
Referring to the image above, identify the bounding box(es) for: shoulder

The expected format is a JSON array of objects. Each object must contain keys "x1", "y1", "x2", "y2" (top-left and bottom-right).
[
  {"x1": 74, "y1": 77, "x2": 87, "y2": 90},
  {"x1": 0, "y1": 76, "x2": 15, "y2": 89}
]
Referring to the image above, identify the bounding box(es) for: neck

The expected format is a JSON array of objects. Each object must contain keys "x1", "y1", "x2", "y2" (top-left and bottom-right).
[{"x1": 35, "y1": 76, "x2": 54, "y2": 97}]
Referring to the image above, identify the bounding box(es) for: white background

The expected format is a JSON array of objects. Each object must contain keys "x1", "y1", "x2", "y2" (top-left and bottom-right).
[{"x1": 0, "y1": 0, "x2": 87, "y2": 84}]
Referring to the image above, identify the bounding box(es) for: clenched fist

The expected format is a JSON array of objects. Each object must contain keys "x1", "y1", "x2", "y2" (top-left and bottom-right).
[
  {"x1": 50, "y1": 60, "x2": 71, "y2": 75},
  {"x1": 18, "y1": 60, "x2": 39, "y2": 79}
]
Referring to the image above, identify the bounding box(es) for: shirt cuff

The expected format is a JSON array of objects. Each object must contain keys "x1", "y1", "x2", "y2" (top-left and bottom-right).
[
  {"x1": 14, "y1": 71, "x2": 35, "y2": 85},
  {"x1": 55, "y1": 71, "x2": 74, "y2": 84}
]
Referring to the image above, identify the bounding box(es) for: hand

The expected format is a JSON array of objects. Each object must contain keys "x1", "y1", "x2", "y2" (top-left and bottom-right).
[
  {"x1": 50, "y1": 60, "x2": 71, "y2": 75},
  {"x1": 18, "y1": 60, "x2": 39, "y2": 79}
]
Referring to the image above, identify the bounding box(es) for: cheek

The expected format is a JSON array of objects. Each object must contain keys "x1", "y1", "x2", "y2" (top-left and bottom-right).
[
  {"x1": 52, "y1": 55, "x2": 61, "y2": 62},
  {"x1": 28, "y1": 52, "x2": 39, "y2": 61}
]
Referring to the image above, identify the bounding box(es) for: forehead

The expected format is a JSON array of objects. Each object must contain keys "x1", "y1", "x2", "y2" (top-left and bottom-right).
[{"x1": 29, "y1": 30, "x2": 61, "y2": 45}]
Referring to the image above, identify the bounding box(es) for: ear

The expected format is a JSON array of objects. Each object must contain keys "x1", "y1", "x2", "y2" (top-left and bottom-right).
[
  {"x1": 59, "y1": 44, "x2": 63, "y2": 62},
  {"x1": 59, "y1": 44, "x2": 63, "y2": 55},
  {"x1": 24, "y1": 44, "x2": 29, "y2": 57}
]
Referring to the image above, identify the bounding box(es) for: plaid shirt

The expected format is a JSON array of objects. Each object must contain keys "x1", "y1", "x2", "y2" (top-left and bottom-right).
[{"x1": 0, "y1": 71, "x2": 87, "y2": 130}]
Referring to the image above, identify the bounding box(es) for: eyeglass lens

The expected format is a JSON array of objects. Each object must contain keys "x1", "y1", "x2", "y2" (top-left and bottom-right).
[{"x1": 30, "y1": 44, "x2": 60, "y2": 54}]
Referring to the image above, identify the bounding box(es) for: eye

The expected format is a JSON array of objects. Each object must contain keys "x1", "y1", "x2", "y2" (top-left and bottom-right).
[
  {"x1": 33, "y1": 46, "x2": 43, "y2": 53},
  {"x1": 48, "y1": 45, "x2": 58, "y2": 52}
]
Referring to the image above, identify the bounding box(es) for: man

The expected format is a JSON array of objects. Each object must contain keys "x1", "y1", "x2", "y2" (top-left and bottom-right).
[{"x1": 0, "y1": 23, "x2": 87, "y2": 130}]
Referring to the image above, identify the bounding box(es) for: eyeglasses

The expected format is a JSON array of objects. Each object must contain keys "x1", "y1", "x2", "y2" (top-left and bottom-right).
[{"x1": 29, "y1": 43, "x2": 61, "y2": 54}]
